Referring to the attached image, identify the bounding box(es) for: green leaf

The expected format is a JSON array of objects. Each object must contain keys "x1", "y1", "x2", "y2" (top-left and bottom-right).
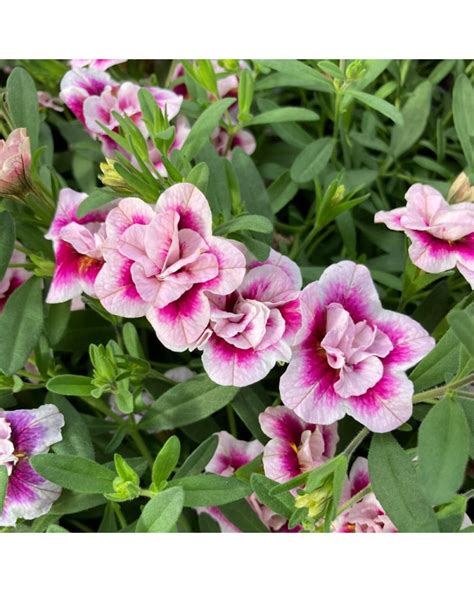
[
  {"x1": 256, "y1": 60, "x2": 334, "y2": 93},
  {"x1": 448, "y1": 309, "x2": 474, "y2": 358},
  {"x1": 136, "y1": 487, "x2": 184, "y2": 533},
  {"x1": 347, "y1": 89, "x2": 403, "y2": 125},
  {"x1": 0, "y1": 211, "x2": 15, "y2": 282},
  {"x1": 182, "y1": 98, "x2": 235, "y2": 160},
  {"x1": 390, "y1": 80, "x2": 432, "y2": 158},
  {"x1": 45, "y1": 301, "x2": 71, "y2": 347},
  {"x1": 452, "y1": 74, "x2": 474, "y2": 169},
  {"x1": 186, "y1": 162, "x2": 209, "y2": 193},
  {"x1": 76, "y1": 189, "x2": 117, "y2": 218},
  {"x1": 232, "y1": 148, "x2": 274, "y2": 220},
  {"x1": 215, "y1": 214, "x2": 273, "y2": 236},
  {"x1": 250, "y1": 474, "x2": 294, "y2": 519},
  {"x1": 0, "y1": 465, "x2": 8, "y2": 514},
  {"x1": 50, "y1": 491, "x2": 106, "y2": 515},
  {"x1": 290, "y1": 138, "x2": 335, "y2": 183},
  {"x1": 232, "y1": 387, "x2": 271, "y2": 442},
  {"x1": 418, "y1": 397, "x2": 470, "y2": 506},
  {"x1": 171, "y1": 474, "x2": 251, "y2": 507},
  {"x1": 140, "y1": 374, "x2": 238, "y2": 432},
  {"x1": 218, "y1": 499, "x2": 268, "y2": 532},
  {"x1": 6, "y1": 67, "x2": 40, "y2": 150},
  {"x1": 46, "y1": 393, "x2": 95, "y2": 460},
  {"x1": 30, "y1": 454, "x2": 115, "y2": 494},
  {"x1": 46, "y1": 375, "x2": 94, "y2": 397},
  {"x1": 436, "y1": 495, "x2": 467, "y2": 532},
  {"x1": 238, "y1": 68, "x2": 254, "y2": 116},
  {"x1": 175, "y1": 434, "x2": 219, "y2": 479},
  {"x1": 0, "y1": 277, "x2": 44, "y2": 375},
  {"x1": 368, "y1": 433, "x2": 439, "y2": 532},
  {"x1": 152, "y1": 435, "x2": 181, "y2": 487},
  {"x1": 268, "y1": 171, "x2": 298, "y2": 214},
  {"x1": 247, "y1": 107, "x2": 318, "y2": 126}
]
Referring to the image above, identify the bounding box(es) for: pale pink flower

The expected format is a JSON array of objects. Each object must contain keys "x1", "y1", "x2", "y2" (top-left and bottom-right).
[
  {"x1": 280, "y1": 261, "x2": 435, "y2": 432},
  {"x1": 200, "y1": 248, "x2": 302, "y2": 387},
  {"x1": 259, "y1": 405, "x2": 338, "y2": 483},
  {"x1": 0, "y1": 128, "x2": 31, "y2": 197},
  {"x1": 69, "y1": 59, "x2": 127, "y2": 71},
  {"x1": 375, "y1": 183, "x2": 474, "y2": 289},
  {"x1": 45, "y1": 188, "x2": 109, "y2": 303},
  {"x1": 37, "y1": 91, "x2": 64, "y2": 112},
  {"x1": 95, "y1": 183, "x2": 246, "y2": 351},
  {"x1": 211, "y1": 126, "x2": 256, "y2": 159},
  {"x1": 0, "y1": 248, "x2": 32, "y2": 312},
  {"x1": 332, "y1": 457, "x2": 396, "y2": 533},
  {"x1": 0, "y1": 404, "x2": 64, "y2": 527}
]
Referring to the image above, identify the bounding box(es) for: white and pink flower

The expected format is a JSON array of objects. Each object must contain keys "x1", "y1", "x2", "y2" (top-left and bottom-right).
[
  {"x1": 375, "y1": 183, "x2": 474, "y2": 289},
  {"x1": 69, "y1": 59, "x2": 126, "y2": 71},
  {"x1": 0, "y1": 248, "x2": 32, "y2": 312},
  {"x1": 45, "y1": 188, "x2": 109, "y2": 304},
  {"x1": 259, "y1": 405, "x2": 338, "y2": 483},
  {"x1": 211, "y1": 126, "x2": 256, "y2": 159},
  {"x1": 95, "y1": 183, "x2": 246, "y2": 351},
  {"x1": 200, "y1": 249, "x2": 302, "y2": 387},
  {"x1": 280, "y1": 261, "x2": 435, "y2": 432},
  {"x1": 0, "y1": 404, "x2": 64, "y2": 527},
  {"x1": 332, "y1": 457, "x2": 396, "y2": 533},
  {"x1": 0, "y1": 128, "x2": 31, "y2": 198}
]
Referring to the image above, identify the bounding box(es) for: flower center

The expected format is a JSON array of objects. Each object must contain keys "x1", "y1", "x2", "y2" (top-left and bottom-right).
[{"x1": 320, "y1": 303, "x2": 393, "y2": 398}]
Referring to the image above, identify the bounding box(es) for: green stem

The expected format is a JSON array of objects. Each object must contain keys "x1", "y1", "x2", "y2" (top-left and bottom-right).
[
  {"x1": 140, "y1": 488, "x2": 156, "y2": 499},
  {"x1": 112, "y1": 503, "x2": 128, "y2": 529},
  {"x1": 336, "y1": 484, "x2": 372, "y2": 516},
  {"x1": 342, "y1": 427, "x2": 369, "y2": 459},
  {"x1": 412, "y1": 374, "x2": 474, "y2": 404},
  {"x1": 128, "y1": 422, "x2": 154, "y2": 469}
]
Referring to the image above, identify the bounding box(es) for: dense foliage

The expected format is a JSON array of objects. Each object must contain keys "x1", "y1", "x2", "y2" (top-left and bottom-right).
[{"x1": 0, "y1": 59, "x2": 473, "y2": 533}]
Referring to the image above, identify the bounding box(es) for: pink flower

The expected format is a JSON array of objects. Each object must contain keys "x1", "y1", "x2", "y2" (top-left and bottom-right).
[
  {"x1": 60, "y1": 68, "x2": 114, "y2": 126},
  {"x1": 200, "y1": 248, "x2": 302, "y2": 387},
  {"x1": 247, "y1": 495, "x2": 301, "y2": 532},
  {"x1": 280, "y1": 261, "x2": 435, "y2": 432},
  {"x1": 375, "y1": 183, "x2": 474, "y2": 289},
  {"x1": 70, "y1": 59, "x2": 127, "y2": 71},
  {"x1": 37, "y1": 91, "x2": 64, "y2": 112},
  {"x1": 0, "y1": 404, "x2": 64, "y2": 527},
  {"x1": 45, "y1": 188, "x2": 109, "y2": 303},
  {"x1": 95, "y1": 183, "x2": 246, "y2": 351},
  {"x1": 0, "y1": 248, "x2": 32, "y2": 312},
  {"x1": 211, "y1": 126, "x2": 256, "y2": 159},
  {"x1": 332, "y1": 457, "x2": 396, "y2": 533},
  {"x1": 259, "y1": 405, "x2": 338, "y2": 483},
  {"x1": 0, "y1": 128, "x2": 31, "y2": 198}
]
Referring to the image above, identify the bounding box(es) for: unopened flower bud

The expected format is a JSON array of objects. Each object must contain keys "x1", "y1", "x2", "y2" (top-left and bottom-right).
[
  {"x1": 447, "y1": 172, "x2": 474, "y2": 204},
  {"x1": 332, "y1": 184, "x2": 346, "y2": 205},
  {"x1": 294, "y1": 479, "x2": 333, "y2": 520},
  {"x1": 99, "y1": 159, "x2": 129, "y2": 192},
  {"x1": 346, "y1": 60, "x2": 367, "y2": 81},
  {"x1": 0, "y1": 128, "x2": 32, "y2": 199}
]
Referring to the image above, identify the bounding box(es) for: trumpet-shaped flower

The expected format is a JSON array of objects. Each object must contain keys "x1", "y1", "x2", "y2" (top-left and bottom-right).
[
  {"x1": 201, "y1": 248, "x2": 302, "y2": 386},
  {"x1": 375, "y1": 183, "x2": 474, "y2": 289},
  {"x1": 259, "y1": 405, "x2": 338, "y2": 483},
  {"x1": 280, "y1": 261, "x2": 435, "y2": 432},
  {"x1": 0, "y1": 404, "x2": 64, "y2": 527},
  {"x1": 95, "y1": 183, "x2": 246, "y2": 351},
  {"x1": 0, "y1": 128, "x2": 31, "y2": 198},
  {"x1": 45, "y1": 188, "x2": 109, "y2": 303},
  {"x1": 332, "y1": 457, "x2": 396, "y2": 533}
]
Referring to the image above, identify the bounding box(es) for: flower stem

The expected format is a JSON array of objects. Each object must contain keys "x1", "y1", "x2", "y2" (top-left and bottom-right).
[
  {"x1": 336, "y1": 484, "x2": 372, "y2": 516},
  {"x1": 342, "y1": 427, "x2": 369, "y2": 459},
  {"x1": 226, "y1": 403, "x2": 238, "y2": 437},
  {"x1": 128, "y1": 422, "x2": 155, "y2": 469},
  {"x1": 412, "y1": 374, "x2": 474, "y2": 404}
]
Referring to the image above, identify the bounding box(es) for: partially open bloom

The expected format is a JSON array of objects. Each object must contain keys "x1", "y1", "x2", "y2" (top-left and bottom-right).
[
  {"x1": 0, "y1": 248, "x2": 32, "y2": 312},
  {"x1": 0, "y1": 404, "x2": 64, "y2": 527},
  {"x1": 70, "y1": 59, "x2": 127, "y2": 71},
  {"x1": 211, "y1": 126, "x2": 256, "y2": 159},
  {"x1": 95, "y1": 183, "x2": 246, "y2": 351},
  {"x1": 375, "y1": 183, "x2": 474, "y2": 289},
  {"x1": 198, "y1": 431, "x2": 263, "y2": 533},
  {"x1": 332, "y1": 457, "x2": 396, "y2": 533},
  {"x1": 259, "y1": 405, "x2": 338, "y2": 483},
  {"x1": 45, "y1": 188, "x2": 109, "y2": 303},
  {"x1": 280, "y1": 261, "x2": 435, "y2": 432},
  {"x1": 37, "y1": 91, "x2": 64, "y2": 112},
  {"x1": 448, "y1": 172, "x2": 474, "y2": 204},
  {"x1": 200, "y1": 248, "x2": 301, "y2": 387},
  {"x1": 0, "y1": 128, "x2": 31, "y2": 198}
]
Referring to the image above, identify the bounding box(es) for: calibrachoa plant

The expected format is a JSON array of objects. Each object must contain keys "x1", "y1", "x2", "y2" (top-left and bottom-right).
[{"x1": 0, "y1": 59, "x2": 473, "y2": 534}]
